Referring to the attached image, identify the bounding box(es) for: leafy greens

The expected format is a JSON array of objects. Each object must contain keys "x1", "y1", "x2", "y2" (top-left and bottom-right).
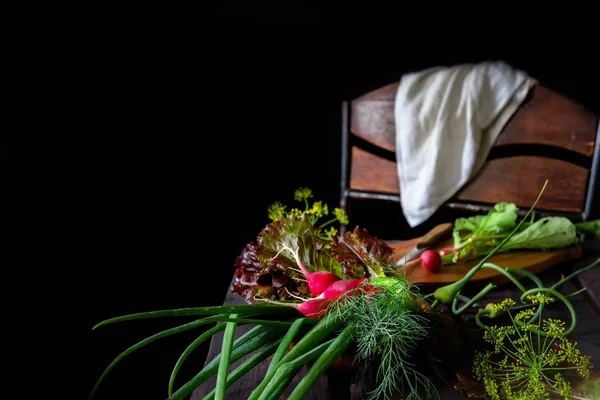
[
  {"x1": 231, "y1": 188, "x2": 393, "y2": 303},
  {"x1": 443, "y1": 202, "x2": 586, "y2": 264}
]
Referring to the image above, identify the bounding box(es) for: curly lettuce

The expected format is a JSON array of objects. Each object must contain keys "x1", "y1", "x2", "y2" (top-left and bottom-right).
[{"x1": 231, "y1": 188, "x2": 396, "y2": 303}]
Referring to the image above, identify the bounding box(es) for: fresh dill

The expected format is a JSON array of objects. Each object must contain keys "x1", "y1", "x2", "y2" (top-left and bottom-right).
[{"x1": 326, "y1": 277, "x2": 440, "y2": 400}]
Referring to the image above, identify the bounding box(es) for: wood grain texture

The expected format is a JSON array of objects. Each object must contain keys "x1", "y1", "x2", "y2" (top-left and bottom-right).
[
  {"x1": 389, "y1": 230, "x2": 583, "y2": 286},
  {"x1": 496, "y1": 85, "x2": 598, "y2": 157},
  {"x1": 349, "y1": 147, "x2": 399, "y2": 194},
  {"x1": 347, "y1": 82, "x2": 597, "y2": 215},
  {"x1": 454, "y1": 156, "x2": 590, "y2": 213},
  {"x1": 349, "y1": 83, "x2": 598, "y2": 157},
  {"x1": 350, "y1": 82, "x2": 398, "y2": 152},
  {"x1": 348, "y1": 151, "x2": 590, "y2": 213}
]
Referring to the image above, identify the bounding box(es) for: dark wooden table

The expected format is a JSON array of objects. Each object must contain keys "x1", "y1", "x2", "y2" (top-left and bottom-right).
[{"x1": 191, "y1": 241, "x2": 599, "y2": 400}]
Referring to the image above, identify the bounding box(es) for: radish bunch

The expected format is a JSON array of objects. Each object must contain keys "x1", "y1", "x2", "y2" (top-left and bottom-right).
[
  {"x1": 266, "y1": 245, "x2": 378, "y2": 318},
  {"x1": 290, "y1": 278, "x2": 371, "y2": 318},
  {"x1": 276, "y1": 245, "x2": 444, "y2": 318}
]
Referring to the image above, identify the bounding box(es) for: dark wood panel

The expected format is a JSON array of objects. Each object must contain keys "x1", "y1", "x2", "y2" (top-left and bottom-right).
[
  {"x1": 349, "y1": 83, "x2": 597, "y2": 157},
  {"x1": 455, "y1": 156, "x2": 589, "y2": 213},
  {"x1": 349, "y1": 150, "x2": 589, "y2": 213},
  {"x1": 350, "y1": 82, "x2": 398, "y2": 152},
  {"x1": 496, "y1": 85, "x2": 598, "y2": 157},
  {"x1": 349, "y1": 146, "x2": 399, "y2": 194}
]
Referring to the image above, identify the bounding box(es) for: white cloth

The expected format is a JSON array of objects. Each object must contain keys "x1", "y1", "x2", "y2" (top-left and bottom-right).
[{"x1": 394, "y1": 61, "x2": 537, "y2": 227}]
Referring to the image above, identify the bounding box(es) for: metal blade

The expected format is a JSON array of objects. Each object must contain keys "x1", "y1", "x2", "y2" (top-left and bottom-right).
[{"x1": 395, "y1": 246, "x2": 428, "y2": 266}]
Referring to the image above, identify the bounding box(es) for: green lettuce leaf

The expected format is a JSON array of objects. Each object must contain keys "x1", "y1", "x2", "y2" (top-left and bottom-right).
[
  {"x1": 504, "y1": 216, "x2": 577, "y2": 251},
  {"x1": 468, "y1": 202, "x2": 518, "y2": 234}
]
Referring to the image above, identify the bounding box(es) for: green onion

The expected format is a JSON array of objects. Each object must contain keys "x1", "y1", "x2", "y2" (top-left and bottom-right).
[
  {"x1": 168, "y1": 321, "x2": 293, "y2": 397},
  {"x1": 203, "y1": 338, "x2": 283, "y2": 400},
  {"x1": 247, "y1": 318, "x2": 306, "y2": 400},
  {"x1": 215, "y1": 314, "x2": 239, "y2": 400},
  {"x1": 256, "y1": 338, "x2": 336, "y2": 400},
  {"x1": 93, "y1": 303, "x2": 297, "y2": 329},
  {"x1": 169, "y1": 324, "x2": 227, "y2": 397},
  {"x1": 288, "y1": 326, "x2": 355, "y2": 400},
  {"x1": 276, "y1": 312, "x2": 343, "y2": 365},
  {"x1": 265, "y1": 375, "x2": 294, "y2": 400},
  {"x1": 90, "y1": 314, "x2": 228, "y2": 398},
  {"x1": 169, "y1": 326, "x2": 286, "y2": 400}
]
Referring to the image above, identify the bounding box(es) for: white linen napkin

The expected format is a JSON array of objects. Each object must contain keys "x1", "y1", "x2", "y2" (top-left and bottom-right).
[{"x1": 394, "y1": 61, "x2": 537, "y2": 227}]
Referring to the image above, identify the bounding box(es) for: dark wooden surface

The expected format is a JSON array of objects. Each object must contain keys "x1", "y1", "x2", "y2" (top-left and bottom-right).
[
  {"x1": 346, "y1": 83, "x2": 599, "y2": 216},
  {"x1": 190, "y1": 241, "x2": 600, "y2": 400},
  {"x1": 350, "y1": 84, "x2": 598, "y2": 157}
]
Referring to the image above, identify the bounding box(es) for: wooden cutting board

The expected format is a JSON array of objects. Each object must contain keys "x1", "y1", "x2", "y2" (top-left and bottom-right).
[{"x1": 389, "y1": 226, "x2": 582, "y2": 286}]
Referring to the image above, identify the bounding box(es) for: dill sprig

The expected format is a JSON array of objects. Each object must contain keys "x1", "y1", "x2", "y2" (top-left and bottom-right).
[
  {"x1": 267, "y1": 187, "x2": 349, "y2": 240},
  {"x1": 472, "y1": 294, "x2": 593, "y2": 400},
  {"x1": 326, "y1": 278, "x2": 440, "y2": 400}
]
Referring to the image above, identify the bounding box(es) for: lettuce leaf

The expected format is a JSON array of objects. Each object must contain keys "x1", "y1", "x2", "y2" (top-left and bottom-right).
[
  {"x1": 231, "y1": 219, "x2": 395, "y2": 302},
  {"x1": 231, "y1": 213, "x2": 344, "y2": 303},
  {"x1": 504, "y1": 216, "x2": 577, "y2": 250},
  {"x1": 454, "y1": 202, "x2": 518, "y2": 238},
  {"x1": 331, "y1": 226, "x2": 394, "y2": 278}
]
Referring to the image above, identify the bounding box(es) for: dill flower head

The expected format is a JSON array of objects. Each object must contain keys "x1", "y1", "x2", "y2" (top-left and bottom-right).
[{"x1": 472, "y1": 297, "x2": 593, "y2": 400}]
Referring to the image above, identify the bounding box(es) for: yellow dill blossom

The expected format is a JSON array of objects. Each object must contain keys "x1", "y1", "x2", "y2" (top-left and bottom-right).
[
  {"x1": 308, "y1": 201, "x2": 328, "y2": 218},
  {"x1": 334, "y1": 207, "x2": 349, "y2": 225},
  {"x1": 321, "y1": 226, "x2": 338, "y2": 240},
  {"x1": 267, "y1": 201, "x2": 287, "y2": 221},
  {"x1": 526, "y1": 293, "x2": 555, "y2": 305},
  {"x1": 266, "y1": 188, "x2": 350, "y2": 241},
  {"x1": 294, "y1": 187, "x2": 313, "y2": 202},
  {"x1": 289, "y1": 208, "x2": 303, "y2": 218},
  {"x1": 472, "y1": 297, "x2": 593, "y2": 400}
]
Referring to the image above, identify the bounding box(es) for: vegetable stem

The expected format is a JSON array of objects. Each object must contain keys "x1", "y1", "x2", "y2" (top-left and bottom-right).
[
  {"x1": 202, "y1": 338, "x2": 282, "y2": 400},
  {"x1": 169, "y1": 326, "x2": 286, "y2": 400},
  {"x1": 215, "y1": 314, "x2": 239, "y2": 400},
  {"x1": 168, "y1": 324, "x2": 227, "y2": 397},
  {"x1": 91, "y1": 314, "x2": 229, "y2": 399},
  {"x1": 551, "y1": 258, "x2": 599, "y2": 292},
  {"x1": 247, "y1": 318, "x2": 306, "y2": 400},
  {"x1": 452, "y1": 283, "x2": 495, "y2": 315},
  {"x1": 287, "y1": 326, "x2": 355, "y2": 400},
  {"x1": 92, "y1": 304, "x2": 296, "y2": 329},
  {"x1": 516, "y1": 288, "x2": 577, "y2": 336},
  {"x1": 256, "y1": 338, "x2": 336, "y2": 400}
]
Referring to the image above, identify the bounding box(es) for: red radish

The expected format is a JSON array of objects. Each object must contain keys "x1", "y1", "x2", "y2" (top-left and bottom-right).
[
  {"x1": 282, "y1": 245, "x2": 341, "y2": 296},
  {"x1": 257, "y1": 298, "x2": 331, "y2": 319},
  {"x1": 418, "y1": 249, "x2": 442, "y2": 272},
  {"x1": 295, "y1": 298, "x2": 331, "y2": 318},
  {"x1": 315, "y1": 278, "x2": 368, "y2": 300},
  {"x1": 304, "y1": 271, "x2": 341, "y2": 297},
  {"x1": 403, "y1": 249, "x2": 443, "y2": 272}
]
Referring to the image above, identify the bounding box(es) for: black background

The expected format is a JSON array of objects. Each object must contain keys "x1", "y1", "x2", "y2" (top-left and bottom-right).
[{"x1": 49, "y1": 4, "x2": 599, "y2": 400}]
